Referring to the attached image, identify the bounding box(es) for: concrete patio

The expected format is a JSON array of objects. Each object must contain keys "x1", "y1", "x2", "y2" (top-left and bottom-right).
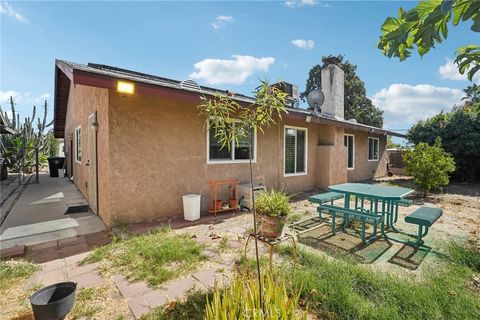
[{"x1": 0, "y1": 173, "x2": 106, "y2": 251}]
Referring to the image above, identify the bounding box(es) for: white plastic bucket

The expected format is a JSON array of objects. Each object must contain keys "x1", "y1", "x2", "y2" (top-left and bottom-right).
[{"x1": 182, "y1": 194, "x2": 201, "y2": 221}]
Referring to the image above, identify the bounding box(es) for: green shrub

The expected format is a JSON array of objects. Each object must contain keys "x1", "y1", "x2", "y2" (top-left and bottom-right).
[
  {"x1": 205, "y1": 271, "x2": 306, "y2": 319},
  {"x1": 407, "y1": 104, "x2": 480, "y2": 182},
  {"x1": 403, "y1": 137, "x2": 455, "y2": 195},
  {"x1": 255, "y1": 189, "x2": 292, "y2": 218}
]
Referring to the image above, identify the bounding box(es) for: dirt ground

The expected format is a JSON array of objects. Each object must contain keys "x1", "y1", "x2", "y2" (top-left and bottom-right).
[
  {"x1": 291, "y1": 176, "x2": 479, "y2": 243},
  {"x1": 288, "y1": 177, "x2": 480, "y2": 271},
  {"x1": 2, "y1": 177, "x2": 479, "y2": 319},
  {"x1": 376, "y1": 176, "x2": 480, "y2": 246}
]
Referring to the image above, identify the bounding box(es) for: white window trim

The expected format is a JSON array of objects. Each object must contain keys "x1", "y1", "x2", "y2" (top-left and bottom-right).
[
  {"x1": 75, "y1": 125, "x2": 81, "y2": 164},
  {"x1": 345, "y1": 134, "x2": 355, "y2": 170},
  {"x1": 284, "y1": 125, "x2": 308, "y2": 177},
  {"x1": 206, "y1": 121, "x2": 257, "y2": 164},
  {"x1": 368, "y1": 137, "x2": 380, "y2": 162}
]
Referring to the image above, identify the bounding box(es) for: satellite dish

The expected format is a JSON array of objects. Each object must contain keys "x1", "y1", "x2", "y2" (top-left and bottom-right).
[{"x1": 307, "y1": 89, "x2": 325, "y2": 110}]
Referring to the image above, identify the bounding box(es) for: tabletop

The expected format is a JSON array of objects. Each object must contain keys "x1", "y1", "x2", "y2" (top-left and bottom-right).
[{"x1": 328, "y1": 183, "x2": 414, "y2": 200}]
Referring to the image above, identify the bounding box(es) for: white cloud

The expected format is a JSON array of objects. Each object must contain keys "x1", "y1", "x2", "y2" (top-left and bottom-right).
[
  {"x1": 291, "y1": 39, "x2": 314, "y2": 50},
  {"x1": 438, "y1": 58, "x2": 480, "y2": 82},
  {"x1": 33, "y1": 93, "x2": 50, "y2": 104},
  {"x1": 211, "y1": 15, "x2": 234, "y2": 29},
  {"x1": 190, "y1": 55, "x2": 275, "y2": 85},
  {"x1": 372, "y1": 84, "x2": 465, "y2": 129},
  {"x1": 0, "y1": 2, "x2": 28, "y2": 23},
  {"x1": 1, "y1": 91, "x2": 51, "y2": 108},
  {"x1": 285, "y1": 1, "x2": 330, "y2": 8},
  {"x1": 0, "y1": 90, "x2": 21, "y2": 103}
]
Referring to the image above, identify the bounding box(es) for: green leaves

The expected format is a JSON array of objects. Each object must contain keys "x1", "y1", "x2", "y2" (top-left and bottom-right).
[
  {"x1": 407, "y1": 104, "x2": 480, "y2": 182},
  {"x1": 403, "y1": 137, "x2": 456, "y2": 194},
  {"x1": 205, "y1": 271, "x2": 306, "y2": 320},
  {"x1": 378, "y1": 0, "x2": 480, "y2": 80},
  {"x1": 255, "y1": 189, "x2": 292, "y2": 218},
  {"x1": 198, "y1": 78, "x2": 289, "y2": 155},
  {"x1": 455, "y1": 44, "x2": 480, "y2": 81}
]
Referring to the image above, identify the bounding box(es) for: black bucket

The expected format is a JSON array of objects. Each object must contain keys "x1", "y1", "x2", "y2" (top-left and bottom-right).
[{"x1": 29, "y1": 282, "x2": 77, "y2": 320}]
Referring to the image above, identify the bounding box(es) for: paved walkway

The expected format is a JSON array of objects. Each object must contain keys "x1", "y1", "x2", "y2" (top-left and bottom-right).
[
  {"x1": 0, "y1": 174, "x2": 106, "y2": 250},
  {"x1": 29, "y1": 220, "x2": 244, "y2": 319}
]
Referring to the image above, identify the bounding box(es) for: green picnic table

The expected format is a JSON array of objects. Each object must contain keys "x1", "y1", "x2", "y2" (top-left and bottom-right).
[
  {"x1": 309, "y1": 183, "x2": 440, "y2": 246},
  {"x1": 330, "y1": 183, "x2": 413, "y2": 230}
]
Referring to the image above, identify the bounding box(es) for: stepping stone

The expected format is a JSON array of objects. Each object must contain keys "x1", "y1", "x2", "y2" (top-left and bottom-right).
[
  {"x1": 66, "y1": 262, "x2": 99, "y2": 278},
  {"x1": 201, "y1": 249, "x2": 218, "y2": 260},
  {"x1": 128, "y1": 300, "x2": 151, "y2": 320},
  {"x1": 113, "y1": 274, "x2": 151, "y2": 298},
  {"x1": 129, "y1": 290, "x2": 168, "y2": 319},
  {"x1": 228, "y1": 239, "x2": 244, "y2": 249},
  {"x1": 225, "y1": 226, "x2": 246, "y2": 235},
  {"x1": 191, "y1": 268, "x2": 224, "y2": 289},
  {"x1": 40, "y1": 258, "x2": 65, "y2": 273},
  {"x1": 64, "y1": 251, "x2": 90, "y2": 266},
  {"x1": 164, "y1": 276, "x2": 199, "y2": 299},
  {"x1": 70, "y1": 271, "x2": 105, "y2": 288},
  {"x1": 34, "y1": 269, "x2": 68, "y2": 286}
]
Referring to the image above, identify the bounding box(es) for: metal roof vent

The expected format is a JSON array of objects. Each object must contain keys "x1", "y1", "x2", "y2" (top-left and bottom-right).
[{"x1": 180, "y1": 79, "x2": 201, "y2": 90}]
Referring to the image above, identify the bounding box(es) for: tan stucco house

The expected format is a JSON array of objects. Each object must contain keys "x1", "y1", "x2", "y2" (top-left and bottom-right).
[{"x1": 53, "y1": 59, "x2": 404, "y2": 226}]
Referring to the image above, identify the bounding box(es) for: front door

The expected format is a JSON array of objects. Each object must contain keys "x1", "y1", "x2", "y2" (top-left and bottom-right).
[{"x1": 87, "y1": 113, "x2": 98, "y2": 213}]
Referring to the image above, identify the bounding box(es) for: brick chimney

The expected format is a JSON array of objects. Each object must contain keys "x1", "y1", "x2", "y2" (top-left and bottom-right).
[{"x1": 321, "y1": 60, "x2": 344, "y2": 120}]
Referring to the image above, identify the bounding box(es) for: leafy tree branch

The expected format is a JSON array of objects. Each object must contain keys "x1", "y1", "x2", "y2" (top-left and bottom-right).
[{"x1": 378, "y1": 0, "x2": 480, "y2": 81}]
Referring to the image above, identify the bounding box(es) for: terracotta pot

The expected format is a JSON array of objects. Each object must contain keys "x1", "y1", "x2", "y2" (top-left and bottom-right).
[
  {"x1": 214, "y1": 200, "x2": 222, "y2": 211},
  {"x1": 229, "y1": 199, "x2": 238, "y2": 208},
  {"x1": 258, "y1": 214, "x2": 285, "y2": 239}
]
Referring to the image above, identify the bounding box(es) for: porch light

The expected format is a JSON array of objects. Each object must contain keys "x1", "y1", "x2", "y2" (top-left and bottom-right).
[{"x1": 117, "y1": 81, "x2": 134, "y2": 94}]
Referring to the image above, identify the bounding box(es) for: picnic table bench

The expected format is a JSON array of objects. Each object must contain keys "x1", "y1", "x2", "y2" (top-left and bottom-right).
[
  {"x1": 308, "y1": 192, "x2": 344, "y2": 205},
  {"x1": 404, "y1": 207, "x2": 443, "y2": 246},
  {"x1": 307, "y1": 183, "x2": 442, "y2": 247}
]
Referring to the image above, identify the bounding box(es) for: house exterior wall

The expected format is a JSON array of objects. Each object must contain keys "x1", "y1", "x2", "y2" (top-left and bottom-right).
[
  {"x1": 106, "y1": 91, "x2": 328, "y2": 224},
  {"x1": 64, "y1": 84, "x2": 112, "y2": 224},
  {"x1": 315, "y1": 126, "x2": 348, "y2": 189},
  {"x1": 344, "y1": 130, "x2": 388, "y2": 182},
  {"x1": 63, "y1": 86, "x2": 389, "y2": 226}
]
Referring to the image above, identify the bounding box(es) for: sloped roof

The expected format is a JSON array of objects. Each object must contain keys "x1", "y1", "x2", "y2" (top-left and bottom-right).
[{"x1": 54, "y1": 59, "x2": 405, "y2": 138}]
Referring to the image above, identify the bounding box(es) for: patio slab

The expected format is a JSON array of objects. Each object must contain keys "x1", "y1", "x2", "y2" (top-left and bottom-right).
[{"x1": 0, "y1": 174, "x2": 106, "y2": 250}]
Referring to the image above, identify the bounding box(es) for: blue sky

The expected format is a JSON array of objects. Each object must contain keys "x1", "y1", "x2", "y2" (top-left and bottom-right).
[{"x1": 1, "y1": 0, "x2": 478, "y2": 134}]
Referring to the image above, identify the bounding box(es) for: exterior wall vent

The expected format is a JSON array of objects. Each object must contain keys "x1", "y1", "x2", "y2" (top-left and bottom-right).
[{"x1": 180, "y1": 79, "x2": 201, "y2": 91}]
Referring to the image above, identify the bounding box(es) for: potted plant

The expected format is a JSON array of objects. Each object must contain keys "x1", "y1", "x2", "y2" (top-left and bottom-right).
[
  {"x1": 255, "y1": 189, "x2": 291, "y2": 239},
  {"x1": 229, "y1": 197, "x2": 238, "y2": 208}
]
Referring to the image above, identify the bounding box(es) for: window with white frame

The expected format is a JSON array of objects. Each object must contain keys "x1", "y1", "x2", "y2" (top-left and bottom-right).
[
  {"x1": 208, "y1": 121, "x2": 255, "y2": 163},
  {"x1": 368, "y1": 137, "x2": 379, "y2": 161},
  {"x1": 344, "y1": 134, "x2": 354, "y2": 169},
  {"x1": 284, "y1": 126, "x2": 307, "y2": 176},
  {"x1": 75, "y1": 126, "x2": 82, "y2": 163}
]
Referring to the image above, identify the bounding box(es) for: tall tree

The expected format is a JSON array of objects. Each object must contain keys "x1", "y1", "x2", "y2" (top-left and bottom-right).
[
  {"x1": 462, "y1": 83, "x2": 480, "y2": 104},
  {"x1": 302, "y1": 55, "x2": 384, "y2": 128},
  {"x1": 378, "y1": 0, "x2": 480, "y2": 81}
]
